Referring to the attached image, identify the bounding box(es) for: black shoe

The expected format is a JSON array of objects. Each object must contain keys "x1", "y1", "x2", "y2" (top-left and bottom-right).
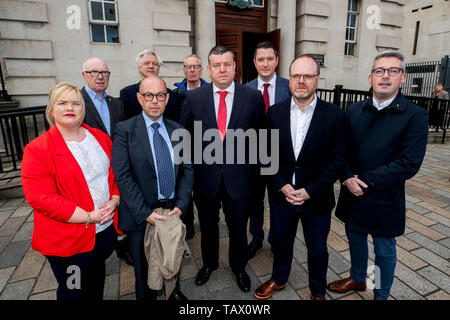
[
  {"x1": 247, "y1": 239, "x2": 263, "y2": 260},
  {"x1": 168, "y1": 288, "x2": 188, "y2": 301},
  {"x1": 235, "y1": 271, "x2": 251, "y2": 292},
  {"x1": 195, "y1": 266, "x2": 217, "y2": 286}
]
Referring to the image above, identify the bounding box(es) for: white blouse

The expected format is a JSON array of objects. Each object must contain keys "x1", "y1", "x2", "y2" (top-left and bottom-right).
[{"x1": 66, "y1": 129, "x2": 112, "y2": 233}]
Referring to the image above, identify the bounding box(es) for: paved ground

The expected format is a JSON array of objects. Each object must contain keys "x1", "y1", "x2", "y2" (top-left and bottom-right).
[{"x1": 0, "y1": 143, "x2": 449, "y2": 301}]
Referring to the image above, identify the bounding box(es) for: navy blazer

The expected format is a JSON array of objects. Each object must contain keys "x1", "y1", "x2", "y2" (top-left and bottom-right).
[
  {"x1": 81, "y1": 87, "x2": 125, "y2": 138},
  {"x1": 335, "y1": 93, "x2": 428, "y2": 237},
  {"x1": 245, "y1": 75, "x2": 291, "y2": 105},
  {"x1": 111, "y1": 114, "x2": 194, "y2": 232},
  {"x1": 267, "y1": 97, "x2": 347, "y2": 215},
  {"x1": 180, "y1": 82, "x2": 266, "y2": 200},
  {"x1": 119, "y1": 81, "x2": 179, "y2": 122}
]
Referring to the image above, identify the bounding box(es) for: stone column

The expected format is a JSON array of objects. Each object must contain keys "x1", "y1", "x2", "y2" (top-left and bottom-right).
[
  {"x1": 277, "y1": 0, "x2": 296, "y2": 78},
  {"x1": 195, "y1": 0, "x2": 216, "y2": 82}
]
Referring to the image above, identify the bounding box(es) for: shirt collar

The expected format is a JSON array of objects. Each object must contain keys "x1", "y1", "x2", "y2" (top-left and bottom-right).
[
  {"x1": 142, "y1": 111, "x2": 165, "y2": 129},
  {"x1": 372, "y1": 96, "x2": 396, "y2": 111},
  {"x1": 213, "y1": 81, "x2": 235, "y2": 95},
  {"x1": 84, "y1": 85, "x2": 107, "y2": 101},
  {"x1": 290, "y1": 94, "x2": 317, "y2": 112},
  {"x1": 257, "y1": 74, "x2": 277, "y2": 88}
]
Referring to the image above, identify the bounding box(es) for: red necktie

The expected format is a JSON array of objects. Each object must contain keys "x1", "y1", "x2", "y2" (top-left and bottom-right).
[
  {"x1": 263, "y1": 83, "x2": 270, "y2": 113},
  {"x1": 217, "y1": 90, "x2": 228, "y2": 140}
]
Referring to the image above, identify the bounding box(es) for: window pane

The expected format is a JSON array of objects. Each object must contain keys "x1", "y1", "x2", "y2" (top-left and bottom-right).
[
  {"x1": 104, "y1": 2, "x2": 116, "y2": 21},
  {"x1": 91, "y1": 1, "x2": 103, "y2": 20},
  {"x1": 345, "y1": 43, "x2": 355, "y2": 56},
  {"x1": 349, "y1": 28, "x2": 355, "y2": 41},
  {"x1": 349, "y1": 14, "x2": 356, "y2": 27},
  {"x1": 106, "y1": 25, "x2": 119, "y2": 43},
  {"x1": 253, "y1": 0, "x2": 263, "y2": 5},
  {"x1": 352, "y1": 0, "x2": 358, "y2": 12},
  {"x1": 91, "y1": 24, "x2": 105, "y2": 42}
]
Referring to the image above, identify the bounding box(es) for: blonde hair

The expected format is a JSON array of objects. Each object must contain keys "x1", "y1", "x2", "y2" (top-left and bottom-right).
[{"x1": 46, "y1": 82, "x2": 85, "y2": 126}]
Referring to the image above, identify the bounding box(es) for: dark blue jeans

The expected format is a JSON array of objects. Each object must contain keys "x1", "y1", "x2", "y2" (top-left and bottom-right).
[
  {"x1": 346, "y1": 225, "x2": 397, "y2": 300},
  {"x1": 269, "y1": 202, "x2": 331, "y2": 297}
]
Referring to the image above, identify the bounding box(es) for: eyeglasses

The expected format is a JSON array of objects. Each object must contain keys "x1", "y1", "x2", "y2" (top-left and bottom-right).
[
  {"x1": 290, "y1": 74, "x2": 318, "y2": 82},
  {"x1": 84, "y1": 70, "x2": 111, "y2": 78},
  {"x1": 184, "y1": 64, "x2": 202, "y2": 70},
  {"x1": 142, "y1": 61, "x2": 159, "y2": 67},
  {"x1": 371, "y1": 67, "x2": 403, "y2": 77},
  {"x1": 139, "y1": 92, "x2": 167, "y2": 101}
]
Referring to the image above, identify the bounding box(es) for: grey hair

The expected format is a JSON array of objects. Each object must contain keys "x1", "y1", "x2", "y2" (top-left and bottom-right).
[
  {"x1": 136, "y1": 50, "x2": 163, "y2": 68},
  {"x1": 373, "y1": 50, "x2": 406, "y2": 70},
  {"x1": 184, "y1": 54, "x2": 202, "y2": 66}
]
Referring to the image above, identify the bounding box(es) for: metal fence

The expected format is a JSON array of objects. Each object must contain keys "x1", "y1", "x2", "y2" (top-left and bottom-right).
[
  {"x1": 400, "y1": 60, "x2": 441, "y2": 98},
  {"x1": 0, "y1": 106, "x2": 48, "y2": 179},
  {"x1": 0, "y1": 86, "x2": 449, "y2": 177}
]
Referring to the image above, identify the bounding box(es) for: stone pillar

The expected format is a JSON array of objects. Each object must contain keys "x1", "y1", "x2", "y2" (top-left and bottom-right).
[
  {"x1": 277, "y1": 0, "x2": 296, "y2": 78},
  {"x1": 195, "y1": 0, "x2": 216, "y2": 82}
]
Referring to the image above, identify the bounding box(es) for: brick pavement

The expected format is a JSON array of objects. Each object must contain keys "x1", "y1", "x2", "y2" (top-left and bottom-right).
[{"x1": 0, "y1": 143, "x2": 449, "y2": 300}]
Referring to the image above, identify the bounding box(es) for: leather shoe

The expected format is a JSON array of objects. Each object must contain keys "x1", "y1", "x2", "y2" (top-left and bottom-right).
[
  {"x1": 195, "y1": 266, "x2": 217, "y2": 286},
  {"x1": 254, "y1": 279, "x2": 286, "y2": 299},
  {"x1": 327, "y1": 277, "x2": 366, "y2": 293},
  {"x1": 310, "y1": 294, "x2": 326, "y2": 300},
  {"x1": 235, "y1": 271, "x2": 251, "y2": 292},
  {"x1": 168, "y1": 288, "x2": 188, "y2": 301},
  {"x1": 247, "y1": 239, "x2": 263, "y2": 260}
]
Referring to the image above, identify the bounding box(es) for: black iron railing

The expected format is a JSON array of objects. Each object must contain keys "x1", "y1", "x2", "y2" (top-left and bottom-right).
[{"x1": 0, "y1": 106, "x2": 48, "y2": 179}]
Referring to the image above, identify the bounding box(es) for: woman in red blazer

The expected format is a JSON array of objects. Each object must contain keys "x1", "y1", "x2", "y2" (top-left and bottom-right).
[{"x1": 21, "y1": 82, "x2": 121, "y2": 300}]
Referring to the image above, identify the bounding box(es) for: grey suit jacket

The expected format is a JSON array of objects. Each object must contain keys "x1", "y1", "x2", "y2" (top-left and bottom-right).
[
  {"x1": 245, "y1": 75, "x2": 291, "y2": 105},
  {"x1": 81, "y1": 87, "x2": 125, "y2": 138},
  {"x1": 111, "y1": 114, "x2": 194, "y2": 232}
]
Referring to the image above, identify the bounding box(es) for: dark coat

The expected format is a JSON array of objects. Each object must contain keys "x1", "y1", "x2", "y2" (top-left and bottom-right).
[
  {"x1": 245, "y1": 75, "x2": 291, "y2": 105},
  {"x1": 266, "y1": 98, "x2": 347, "y2": 215},
  {"x1": 180, "y1": 82, "x2": 266, "y2": 200},
  {"x1": 111, "y1": 114, "x2": 194, "y2": 232},
  {"x1": 119, "y1": 81, "x2": 179, "y2": 122},
  {"x1": 172, "y1": 78, "x2": 209, "y2": 123},
  {"x1": 335, "y1": 93, "x2": 428, "y2": 237},
  {"x1": 81, "y1": 87, "x2": 125, "y2": 138}
]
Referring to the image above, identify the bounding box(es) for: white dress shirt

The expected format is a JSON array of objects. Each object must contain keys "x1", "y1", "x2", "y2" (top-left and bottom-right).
[
  {"x1": 213, "y1": 82, "x2": 235, "y2": 129},
  {"x1": 66, "y1": 129, "x2": 112, "y2": 233},
  {"x1": 290, "y1": 94, "x2": 317, "y2": 185},
  {"x1": 372, "y1": 96, "x2": 396, "y2": 111},
  {"x1": 257, "y1": 74, "x2": 277, "y2": 106}
]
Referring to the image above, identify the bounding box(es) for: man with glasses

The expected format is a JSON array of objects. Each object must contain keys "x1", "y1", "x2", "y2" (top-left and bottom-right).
[
  {"x1": 327, "y1": 51, "x2": 428, "y2": 300},
  {"x1": 173, "y1": 54, "x2": 208, "y2": 239},
  {"x1": 120, "y1": 50, "x2": 178, "y2": 121},
  {"x1": 112, "y1": 76, "x2": 193, "y2": 300},
  {"x1": 254, "y1": 54, "x2": 346, "y2": 300},
  {"x1": 81, "y1": 58, "x2": 132, "y2": 267}
]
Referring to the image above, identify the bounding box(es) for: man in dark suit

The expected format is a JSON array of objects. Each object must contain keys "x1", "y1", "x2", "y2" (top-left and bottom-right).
[
  {"x1": 180, "y1": 45, "x2": 266, "y2": 292},
  {"x1": 253, "y1": 54, "x2": 346, "y2": 300},
  {"x1": 245, "y1": 41, "x2": 291, "y2": 259},
  {"x1": 327, "y1": 51, "x2": 428, "y2": 300},
  {"x1": 81, "y1": 57, "x2": 132, "y2": 266},
  {"x1": 112, "y1": 76, "x2": 193, "y2": 300},
  {"x1": 119, "y1": 50, "x2": 178, "y2": 121}
]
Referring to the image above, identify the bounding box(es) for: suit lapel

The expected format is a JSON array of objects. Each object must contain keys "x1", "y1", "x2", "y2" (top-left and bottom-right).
[
  {"x1": 134, "y1": 115, "x2": 156, "y2": 172},
  {"x1": 203, "y1": 84, "x2": 218, "y2": 129},
  {"x1": 282, "y1": 100, "x2": 296, "y2": 162},
  {"x1": 82, "y1": 87, "x2": 108, "y2": 133},
  {"x1": 297, "y1": 98, "x2": 326, "y2": 161},
  {"x1": 227, "y1": 82, "x2": 244, "y2": 131}
]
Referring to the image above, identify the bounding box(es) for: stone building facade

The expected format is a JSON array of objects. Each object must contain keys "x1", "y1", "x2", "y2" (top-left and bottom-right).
[{"x1": 0, "y1": 0, "x2": 447, "y2": 108}]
